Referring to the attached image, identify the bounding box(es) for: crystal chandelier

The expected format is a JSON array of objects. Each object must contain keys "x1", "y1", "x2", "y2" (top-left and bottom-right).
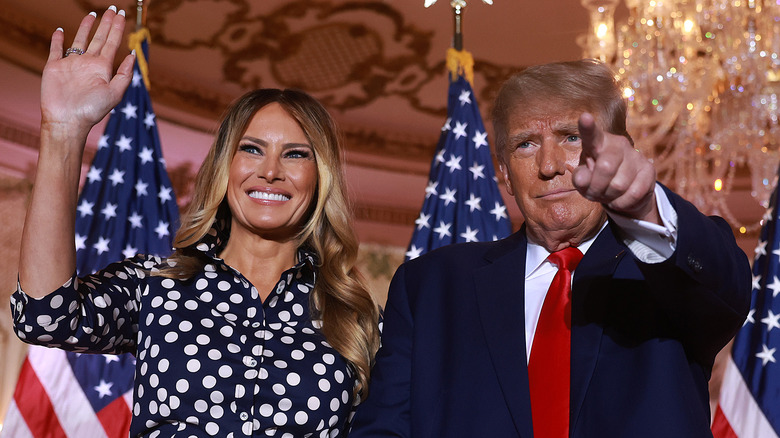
[{"x1": 580, "y1": 0, "x2": 780, "y2": 233}]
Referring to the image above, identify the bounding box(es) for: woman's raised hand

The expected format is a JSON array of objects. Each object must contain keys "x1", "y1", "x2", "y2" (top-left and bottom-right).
[{"x1": 41, "y1": 6, "x2": 136, "y2": 137}]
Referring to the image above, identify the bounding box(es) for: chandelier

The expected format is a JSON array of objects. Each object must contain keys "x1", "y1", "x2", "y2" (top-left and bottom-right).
[{"x1": 580, "y1": 0, "x2": 780, "y2": 233}]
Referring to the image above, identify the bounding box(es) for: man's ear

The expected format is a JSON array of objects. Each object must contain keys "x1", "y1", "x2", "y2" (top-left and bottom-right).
[{"x1": 498, "y1": 161, "x2": 514, "y2": 196}]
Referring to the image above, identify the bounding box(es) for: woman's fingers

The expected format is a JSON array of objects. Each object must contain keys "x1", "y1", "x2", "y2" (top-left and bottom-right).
[
  {"x1": 69, "y1": 11, "x2": 97, "y2": 53},
  {"x1": 48, "y1": 28, "x2": 65, "y2": 62}
]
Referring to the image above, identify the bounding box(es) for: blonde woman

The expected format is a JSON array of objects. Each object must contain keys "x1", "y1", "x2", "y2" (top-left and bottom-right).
[{"x1": 11, "y1": 7, "x2": 379, "y2": 437}]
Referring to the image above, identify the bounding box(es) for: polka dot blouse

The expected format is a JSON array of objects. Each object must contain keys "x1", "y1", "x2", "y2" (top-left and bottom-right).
[{"x1": 10, "y1": 222, "x2": 360, "y2": 437}]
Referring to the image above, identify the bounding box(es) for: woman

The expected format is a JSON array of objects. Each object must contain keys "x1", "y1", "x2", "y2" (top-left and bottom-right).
[{"x1": 10, "y1": 6, "x2": 380, "y2": 437}]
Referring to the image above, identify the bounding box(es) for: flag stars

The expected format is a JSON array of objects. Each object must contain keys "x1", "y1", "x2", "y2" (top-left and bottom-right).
[
  {"x1": 115, "y1": 135, "x2": 133, "y2": 152},
  {"x1": 761, "y1": 309, "x2": 780, "y2": 332},
  {"x1": 138, "y1": 147, "x2": 154, "y2": 164},
  {"x1": 441, "y1": 117, "x2": 452, "y2": 132},
  {"x1": 155, "y1": 221, "x2": 170, "y2": 239},
  {"x1": 75, "y1": 233, "x2": 86, "y2": 251},
  {"x1": 452, "y1": 121, "x2": 468, "y2": 140},
  {"x1": 490, "y1": 201, "x2": 508, "y2": 221},
  {"x1": 744, "y1": 308, "x2": 755, "y2": 326},
  {"x1": 86, "y1": 166, "x2": 102, "y2": 183},
  {"x1": 415, "y1": 212, "x2": 431, "y2": 230},
  {"x1": 440, "y1": 187, "x2": 457, "y2": 206},
  {"x1": 101, "y1": 203, "x2": 118, "y2": 220},
  {"x1": 77, "y1": 200, "x2": 94, "y2": 217},
  {"x1": 767, "y1": 276, "x2": 780, "y2": 298},
  {"x1": 755, "y1": 239, "x2": 767, "y2": 257},
  {"x1": 444, "y1": 154, "x2": 462, "y2": 173},
  {"x1": 433, "y1": 221, "x2": 452, "y2": 240},
  {"x1": 131, "y1": 71, "x2": 142, "y2": 87},
  {"x1": 128, "y1": 211, "x2": 144, "y2": 229},
  {"x1": 460, "y1": 226, "x2": 479, "y2": 242},
  {"x1": 122, "y1": 244, "x2": 138, "y2": 259},
  {"x1": 120, "y1": 102, "x2": 138, "y2": 120},
  {"x1": 135, "y1": 181, "x2": 149, "y2": 197},
  {"x1": 756, "y1": 344, "x2": 776, "y2": 366},
  {"x1": 98, "y1": 134, "x2": 110, "y2": 149},
  {"x1": 158, "y1": 186, "x2": 173, "y2": 203},
  {"x1": 435, "y1": 150, "x2": 446, "y2": 165},
  {"x1": 752, "y1": 274, "x2": 762, "y2": 291},
  {"x1": 93, "y1": 237, "x2": 110, "y2": 255},
  {"x1": 472, "y1": 130, "x2": 488, "y2": 149},
  {"x1": 406, "y1": 244, "x2": 423, "y2": 260},
  {"x1": 465, "y1": 193, "x2": 482, "y2": 212},
  {"x1": 108, "y1": 169, "x2": 125, "y2": 186},
  {"x1": 425, "y1": 181, "x2": 439, "y2": 199},
  {"x1": 144, "y1": 112, "x2": 156, "y2": 129},
  {"x1": 469, "y1": 162, "x2": 485, "y2": 180},
  {"x1": 458, "y1": 89, "x2": 472, "y2": 106},
  {"x1": 93, "y1": 379, "x2": 114, "y2": 398}
]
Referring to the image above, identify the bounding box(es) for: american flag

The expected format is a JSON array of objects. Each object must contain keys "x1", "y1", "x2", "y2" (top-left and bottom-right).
[
  {"x1": 712, "y1": 172, "x2": 780, "y2": 437},
  {"x1": 405, "y1": 48, "x2": 512, "y2": 261},
  {"x1": 2, "y1": 31, "x2": 179, "y2": 438}
]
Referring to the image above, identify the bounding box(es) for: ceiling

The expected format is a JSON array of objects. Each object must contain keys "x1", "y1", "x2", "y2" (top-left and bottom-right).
[{"x1": 0, "y1": 0, "x2": 762, "y2": 251}]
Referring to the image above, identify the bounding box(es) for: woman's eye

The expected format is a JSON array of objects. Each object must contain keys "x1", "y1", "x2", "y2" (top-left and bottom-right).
[
  {"x1": 286, "y1": 149, "x2": 312, "y2": 159},
  {"x1": 239, "y1": 144, "x2": 261, "y2": 154}
]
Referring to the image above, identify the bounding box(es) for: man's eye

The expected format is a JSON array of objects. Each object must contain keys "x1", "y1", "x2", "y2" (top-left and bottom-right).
[
  {"x1": 517, "y1": 141, "x2": 532, "y2": 149},
  {"x1": 566, "y1": 135, "x2": 580, "y2": 143}
]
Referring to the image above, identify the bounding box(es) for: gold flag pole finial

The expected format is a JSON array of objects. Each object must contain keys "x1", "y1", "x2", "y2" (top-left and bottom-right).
[{"x1": 425, "y1": 0, "x2": 493, "y2": 85}]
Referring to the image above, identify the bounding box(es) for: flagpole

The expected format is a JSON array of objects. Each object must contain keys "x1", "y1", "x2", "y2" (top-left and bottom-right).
[
  {"x1": 136, "y1": 0, "x2": 148, "y2": 31},
  {"x1": 452, "y1": 1, "x2": 464, "y2": 51}
]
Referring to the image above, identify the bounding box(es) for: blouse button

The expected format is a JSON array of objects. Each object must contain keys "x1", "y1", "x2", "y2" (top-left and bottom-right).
[
  {"x1": 243, "y1": 356, "x2": 257, "y2": 367},
  {"x1": 251, "y1": 322, "x2": 261, "y2": 328},
  {"x1": 240, "y1": 412, "x2": 249, "y2": 421}
]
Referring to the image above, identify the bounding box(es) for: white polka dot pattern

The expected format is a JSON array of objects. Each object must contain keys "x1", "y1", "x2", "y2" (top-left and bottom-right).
[{"x1": 10, "y1": 223, "x2": 359, "y2": 437}]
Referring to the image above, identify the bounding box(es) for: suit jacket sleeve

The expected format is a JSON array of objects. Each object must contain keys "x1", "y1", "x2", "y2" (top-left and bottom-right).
[
  {"x1": 349, "y1": 262, "x2": 413, "y2": 437},
  {"x1": 633, "y1": 186, "x2": 751, "y2": 368}
]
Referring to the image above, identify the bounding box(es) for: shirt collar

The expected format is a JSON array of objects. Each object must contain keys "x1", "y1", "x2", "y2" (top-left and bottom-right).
[{"x1": 524, "y1": 221, "x2": 607, "y2": 280}]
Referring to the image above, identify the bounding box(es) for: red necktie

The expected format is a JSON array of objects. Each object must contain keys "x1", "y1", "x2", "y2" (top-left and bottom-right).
[{"x1": 528, "y1": 246, "x2": 583, "y2": 438}]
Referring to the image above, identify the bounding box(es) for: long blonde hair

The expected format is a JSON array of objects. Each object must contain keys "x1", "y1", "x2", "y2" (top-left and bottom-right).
[{"x1": 160, "y1": 89, "x2": 380, "y2": 397}]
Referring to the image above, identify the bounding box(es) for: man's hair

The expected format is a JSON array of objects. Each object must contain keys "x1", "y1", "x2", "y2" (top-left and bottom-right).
[{"x1": 491, "y1": 59, "x2": 633, "y2": 158}]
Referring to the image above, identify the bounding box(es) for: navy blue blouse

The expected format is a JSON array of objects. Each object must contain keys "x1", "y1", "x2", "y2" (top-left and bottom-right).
[{"x1": 11, "y1": 223, "x2": 358, "y2": 437}]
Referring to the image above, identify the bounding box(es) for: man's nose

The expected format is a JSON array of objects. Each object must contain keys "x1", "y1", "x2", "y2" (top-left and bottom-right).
[{"x1": 537, "y1": 139, "x2": 567, "y2": 178}]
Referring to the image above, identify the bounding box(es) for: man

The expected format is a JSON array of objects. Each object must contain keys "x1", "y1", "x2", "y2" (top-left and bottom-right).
[{"x1": 349, "y1": 59, "x2": 751, "y2": 437}]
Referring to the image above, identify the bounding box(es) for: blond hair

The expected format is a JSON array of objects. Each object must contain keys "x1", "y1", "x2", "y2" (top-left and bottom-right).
[
  {"x1": 492, "y1": 59, "x2": 633, "y2": 159},
  {"x1": 160, "y1": 89, "x2": 380, "y2": 397}
]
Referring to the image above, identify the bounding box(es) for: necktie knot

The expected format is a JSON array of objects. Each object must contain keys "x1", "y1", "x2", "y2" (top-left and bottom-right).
[{"x1": 547, "y1": 246, "x2": 583, "y2": 273}]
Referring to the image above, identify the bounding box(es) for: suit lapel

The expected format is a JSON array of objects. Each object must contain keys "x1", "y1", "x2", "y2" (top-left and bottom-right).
[
  {"x1": 569, "y1": 224, "x2": 627, "y2": 430},
  {"x1": 473, "y1": 231, "x2": 534, "y2": 438}
]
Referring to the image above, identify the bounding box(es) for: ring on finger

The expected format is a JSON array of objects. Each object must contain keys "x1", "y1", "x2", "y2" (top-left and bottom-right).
[{"x1": 64, "y1": 47, "x2": 85, "y2": 57}]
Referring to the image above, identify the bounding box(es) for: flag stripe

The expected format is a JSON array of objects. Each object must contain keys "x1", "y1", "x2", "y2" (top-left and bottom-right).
[
  {"x1": 12, "y1": 357, "x2": 67, "y2": 438},
  {"x1": 96, "y1": 396, "x2": 133, "y2": 438},
  {"x1": 714, "y1": 356, "x2": 778, "y2": 438},
  {"x1": 712, "y1": 405, "x2": 738, "y2": 438},
  {"x1": 1, "y1": 402, "x2": 35, "y2": 438},
  {"x1": 28, "y1": 347, "x2": 108, "y2": 438}
]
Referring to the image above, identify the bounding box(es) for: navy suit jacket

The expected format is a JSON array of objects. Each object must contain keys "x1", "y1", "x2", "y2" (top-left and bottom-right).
[{"x1": 349, "y1": 189, "x2": 751, "y2": 437}]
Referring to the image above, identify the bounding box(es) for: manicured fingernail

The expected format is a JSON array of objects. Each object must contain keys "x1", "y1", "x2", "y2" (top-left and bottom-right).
[
  {"x1": 89, "y1": 11, "x2": 97, "y2": 17},
  {"x1": 55, "y1": 27, "x2": 64, "y2": 33},
  {"x1": 118, "y1": 9, "x2": 126, "y2": 16},
  {"x1": 131, "y1": 49, "x2": 136, "y2": 56},
  {"x1": 108, "y1": 5, "x2": 117, "y2": 12}
]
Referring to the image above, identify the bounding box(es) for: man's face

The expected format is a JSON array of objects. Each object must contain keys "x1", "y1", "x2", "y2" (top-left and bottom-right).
[{"x1": 498, "y1": 100, "x2": 606, "y2": 250}]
